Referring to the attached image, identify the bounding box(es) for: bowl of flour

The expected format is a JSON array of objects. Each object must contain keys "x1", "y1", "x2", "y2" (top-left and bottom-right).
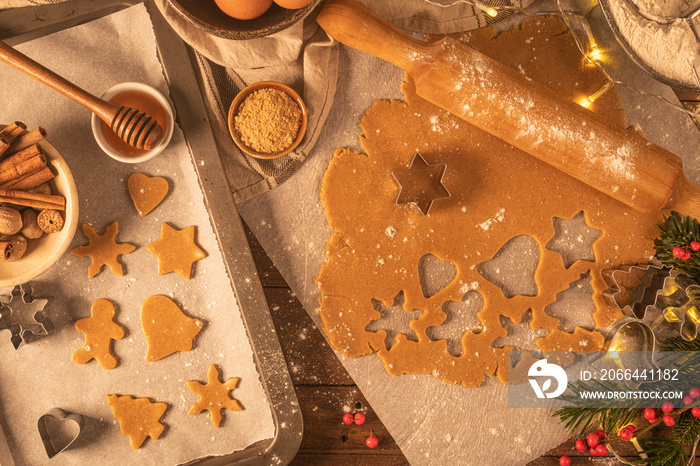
[{"x1": 600, "y1": 0, "x2": 699, "y2": 91}]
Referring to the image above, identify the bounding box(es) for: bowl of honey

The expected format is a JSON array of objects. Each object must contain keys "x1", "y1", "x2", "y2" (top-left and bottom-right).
[{"x1": 91, "y1": 82, "x2": 174, "y2": 163}]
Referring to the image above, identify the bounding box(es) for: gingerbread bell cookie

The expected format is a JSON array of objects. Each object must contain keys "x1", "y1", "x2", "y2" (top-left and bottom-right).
[{"x1": 141, "y1": 295, "x2": 204, "y2": 361}]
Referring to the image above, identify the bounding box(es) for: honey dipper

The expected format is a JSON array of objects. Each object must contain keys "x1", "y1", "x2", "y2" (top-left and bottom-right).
[
  {"x1": 317, "y1": 0, "x2": 700, "y2": 219},
  {"x1": 0, "y1": 41, "x2": 164, "y2": 151}
]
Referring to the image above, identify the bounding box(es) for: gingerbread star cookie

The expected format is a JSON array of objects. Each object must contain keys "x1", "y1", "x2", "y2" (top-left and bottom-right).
[
  {"x1": 187, "y1": 364, "x2": 243, "y2": 428},
  {"x1": 128, "y1": 173, "x2": 169, "y2": 217},
  {"x1": 71, "y1": 222, "x2": 136, "y2": 278},
  {"x1": 145, "y1": 223, "x2": 207, "y2": 279},
  {"x1": 141, "y1": 295, "x2": 204, "y2": 361},
  {"x1": 106, "y1": 394, "x2": 167, "y2": 449},
  {"x1": 73, "y1": 298, "x2": 125, "y2": 369}
]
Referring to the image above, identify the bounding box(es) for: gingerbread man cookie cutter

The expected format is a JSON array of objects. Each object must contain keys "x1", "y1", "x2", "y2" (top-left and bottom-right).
[
  {"x1": 654, "y1": 270, "x2": 700, "y2": 341},
  {"x1": 0, "y1": 283, "x2": 54, "y2": 349}
]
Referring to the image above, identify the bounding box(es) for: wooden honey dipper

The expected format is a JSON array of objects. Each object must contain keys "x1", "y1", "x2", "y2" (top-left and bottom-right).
[
  {"x1": 0, "y1": 41, "x2": 164, "y2": 151},
  {"x1": 317, "y1": 0, "x2": 700, "y2": 219}
]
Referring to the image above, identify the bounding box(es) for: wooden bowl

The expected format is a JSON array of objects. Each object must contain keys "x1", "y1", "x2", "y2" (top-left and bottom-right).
[
  {"x1": 0, "y1": 137, "x2": 79, "y2": 287},
  {"x1": 228, "y1": 81, "x2": 307, "y2": 159},
  {"x1": 167, "y1": 0, "x2": 321, "y2": 40}
]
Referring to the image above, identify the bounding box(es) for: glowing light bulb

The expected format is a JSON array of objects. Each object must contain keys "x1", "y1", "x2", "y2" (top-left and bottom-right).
[
  {"x1": 588, "y1": 45, "x2": 603, "y2": 62},
  {"x1": 475, "y1": 2, "x2": 498, "y2": 17},
  {"x1": 577, "y1": 81, "x2": 613, "y2": 108}
]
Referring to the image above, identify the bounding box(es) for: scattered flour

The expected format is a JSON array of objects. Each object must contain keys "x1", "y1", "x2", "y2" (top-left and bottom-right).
[{"x1": 478, "y1": 208, "x2": 506, "y2": 231}]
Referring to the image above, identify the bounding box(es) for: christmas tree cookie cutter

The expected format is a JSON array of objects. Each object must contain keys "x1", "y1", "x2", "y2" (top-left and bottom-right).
[
  {"x1": 37, "y1": 408, "x2": 86, "y2": 458},
  {"x1": 601, "y1": 263, "x2": 672, "y2": 319},
  {"x1": 391, "y1": 153, "x2": 450, "y2": 215},
  {"x1": 0, "y1": 283, "x2": 54, "y2": 349}
]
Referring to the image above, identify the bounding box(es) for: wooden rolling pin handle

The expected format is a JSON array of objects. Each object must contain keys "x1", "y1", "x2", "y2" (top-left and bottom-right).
[
  {"x1": 316, "y1": 0, "x2": 442, "y2": 73},
  {"x1": 670, "y1": 174, "x2": 700, "y2": 219}
]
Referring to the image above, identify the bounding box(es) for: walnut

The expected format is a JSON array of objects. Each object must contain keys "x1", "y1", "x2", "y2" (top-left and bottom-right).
[
  {"x1": 0, "y1": 206, "x2": 22, "y2": 235},
  {"x1": 0, "y1": 234, "x2": 27, "y2": 262},
  {"x1": 21, "y1": 209, "x2": 43, "y2": 239},
  {"x1": 37, "y1": 209, "x2": 64, "y2": 233}
]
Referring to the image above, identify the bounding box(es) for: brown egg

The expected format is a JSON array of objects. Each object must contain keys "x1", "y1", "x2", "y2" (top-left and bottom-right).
[
  {"x1": 215, "y1": 0, "x2": 273, "y2": 20},
  {"x1": 273, "y1": 0, "x2": 314, "y2": 9}
]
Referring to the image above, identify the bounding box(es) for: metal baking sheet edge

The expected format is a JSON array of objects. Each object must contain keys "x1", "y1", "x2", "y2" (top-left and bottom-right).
[{"x1": 0, "y1": 1, "x2": 303, "y2": 464}]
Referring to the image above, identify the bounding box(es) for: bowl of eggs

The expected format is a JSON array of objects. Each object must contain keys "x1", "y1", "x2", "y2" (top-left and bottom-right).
[{"x1": 167, "y1": 0, "x2": 321, "y2": 40}]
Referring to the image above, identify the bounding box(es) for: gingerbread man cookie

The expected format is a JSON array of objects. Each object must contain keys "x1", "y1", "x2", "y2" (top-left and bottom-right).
[{"x1": 73, "y1": 298, "x2": 125, "y2": 370}]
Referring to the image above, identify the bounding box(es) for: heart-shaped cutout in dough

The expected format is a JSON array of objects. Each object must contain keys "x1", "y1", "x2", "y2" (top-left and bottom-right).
[{"x1": 128, "y1": 173, "x2": 169, "y2": 217}]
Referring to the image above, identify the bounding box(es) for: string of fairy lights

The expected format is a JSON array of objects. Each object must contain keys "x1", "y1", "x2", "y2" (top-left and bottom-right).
[{"x1": 423, "y1": 0, "x2": 700, "y2": 119}]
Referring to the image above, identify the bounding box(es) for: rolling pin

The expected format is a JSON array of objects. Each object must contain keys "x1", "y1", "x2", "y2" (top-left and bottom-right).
[{"x1": 316, "y1": 0, "x2": 700, "y2": 219}]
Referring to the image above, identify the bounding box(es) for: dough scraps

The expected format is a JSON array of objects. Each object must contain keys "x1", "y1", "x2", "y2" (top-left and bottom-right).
[
  {"x1": 73, "y1": 298, "x2": 125, "y2": 370},
  {"x1": 105, "y1": 394, "x2": 167, "y2": 449},
  {"x1": 145, "y1": 223, "x2": 207, "y2": 279},
  {"x1": 187, "y1": 364, "x2": 243, "y2": 428},
  {"x1": 316, "y1": 16, "x2": 665, "y2": 387},
  {"x1": 128, "y1": 173, "x2": 169, "y2": 217},
  {"x1": 71, "y1": 222, "x2": 136, "y2": 278},
  {"x1": 141, "y1": 295, "x2": 204, "y2": 361}
]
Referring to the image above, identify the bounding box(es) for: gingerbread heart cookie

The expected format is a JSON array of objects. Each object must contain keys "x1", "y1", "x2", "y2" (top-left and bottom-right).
[{"x1": 128, "y1": 173, "x2": 169, "y2": 217}]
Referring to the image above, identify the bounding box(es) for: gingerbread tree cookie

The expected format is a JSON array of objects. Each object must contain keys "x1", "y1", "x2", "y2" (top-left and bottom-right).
[
  {"x1": 71, "y1": 222, "x2": 136, "y2": 278},
  {"x1": 106, "y1": 394, "x2": 167, "y2": 449},
  {"x1": 141, "y1": 295, "x2": 204, "y2": 361},
  {"x1": 187, "y1": 364, "x2": 243, "y2": 428},
  {"x1": 73, "y1": 298, "x2": 125, "y2": 369},
  {"x1": 128, "y1": 173, "x2": 169, "y2": 217},
  {"x1": 145, "y1": 223, "x2": 207, "y2": 279}
]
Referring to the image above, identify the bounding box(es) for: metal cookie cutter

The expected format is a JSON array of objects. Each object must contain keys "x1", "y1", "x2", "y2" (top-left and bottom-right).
[
  {"x1": 655, "y1": 270, "x2": 700, "y2": 341},
  {"x1": 602, "y1": 264, "x2": 672, "y2": 319},
  {"x1": 391, "y1": 153, "x2": 450, "y2": 215},
  {"x1": 37, "y1": 408, "x2": 86, "y2": 458},
  {"x1": 0, "y1": 283, "x2": 54, "y2": 349}
]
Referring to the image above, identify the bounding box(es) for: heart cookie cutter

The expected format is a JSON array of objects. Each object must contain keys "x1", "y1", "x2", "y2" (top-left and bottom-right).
[
  {"x1": 391, "y1": 153, "x2": 450, "y2": 215},
  {"x1": 37, "y1": 408, "x2": 86, "y2": 458},
  {"x1": 0, "y1": 283, "x2": 54, "y2": 349}
]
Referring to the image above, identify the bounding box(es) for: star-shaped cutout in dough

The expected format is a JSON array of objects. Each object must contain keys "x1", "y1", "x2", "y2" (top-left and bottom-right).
[
  {"x1": 146, "y1": 223, "x2": 207, "y2": 279},
  {"x1": 391, "y1": 153, "x2": 450, "y2": 215},
  {"x1": 545, "y1": 211, "x2": 602, "y2": 269},
  {"x1": 71, "y1": 222, "x2": 136, "y2": 278},
  {"x1": 365, "y1": 291, "x2": 423, "y2": 350},
  {"x1": 187, "y1": 364, "x2": 243, "y2": 428}
]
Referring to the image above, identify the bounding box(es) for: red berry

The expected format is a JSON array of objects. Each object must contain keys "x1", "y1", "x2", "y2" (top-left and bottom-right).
[
  {"x1": 649, "y1": 417, "x2": 660, "y2": 424},
  {"x1": 619, "y1": 427, "x2": 633, "y2": 441},
  {"x1": 627, "y1": 424, "x2": 637, "y2": 432},
  {"x1": 595, "y1": 443, "x2": 608, "y2": 456},
  {"x1": 682, "y1": 250, "x2": 692, "y2": 260},
  {"x1": 595, "y1": 429, "x2": 606, "y2": 440},
  {"x1": 692, "y1": 407, "x2": 700, "y2": 418},
  {"x1": 342, "y1": 413, "x2": 354, "y2": 425},
  {"x1": 354, "y1": 413, "x2": 366, "y2": 425},
  {"x1": 690, "y1": 387, "x2": 700, "y2": 399},
  {"x1": 366, "y1": 435, "x2": 379, "y2": 448},
  {"x1": 683, "y1": 396, "x2": 695, "y2": 406},
  {"x1": 559, "y1": 455, "x2": 571, "y2": 466},
  {"x1": 587, "y1": 432, "x2": 599, "y2": 448},
  {"x1": 644, "y1": 407, "x2": 657, "y2": 420},
  {"x1": 673, "y1": 246, "x2": 687, "y2": 258},
  {"x1": 691, "y1": 241, "x2": 700, "y2": 252},
  {"x1": 589, "y1": 447, "x2": 598, "y2": 456},
  {"x1": 575, "y1": 439, "x2": 587, "y2": 451},
  {"x1": 663, "y1": 414, "x2": 675, "y2": 427},
  {"x1": 662, "y1": 401, "x2": 674, "y2": 413}
]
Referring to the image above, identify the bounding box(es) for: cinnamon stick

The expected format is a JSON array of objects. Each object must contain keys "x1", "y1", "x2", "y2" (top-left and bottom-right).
[
  {"x1": 0, "y1": 143, "x2": 43, "y2": 171},
  {"x1": 0, "y1": 167, "x2": 54, "y2": 190},
  {"x1": 0, "y1": 196, "x2": 64, "y2": 211},
  {"x1": 0, "y1": 122, "x2": 27, "y2": 143},
  {"x1": 0, "y1": 188, "x2": 64, "y2": 207},
  {"x1": 0, "y1": 234, "x2": 27, "y2": 261},
  {"x1": 7, "y1": 127, "x2": 46, "y2": 154},
  {"x1": 0, "y1": 153, "x2": 47, "y2": 185},
  {"x1": 0, "y1": 134, "x2": 8, "y2": 159}
]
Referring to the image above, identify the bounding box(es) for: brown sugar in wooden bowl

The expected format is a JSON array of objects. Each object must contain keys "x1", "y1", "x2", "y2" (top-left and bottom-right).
[{"x1": 227, "y1": 82, "x2": 307, "y2": 160}]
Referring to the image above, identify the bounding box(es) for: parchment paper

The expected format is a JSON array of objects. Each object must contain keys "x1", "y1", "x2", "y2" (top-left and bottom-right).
[
  {"x1": 0, "y1": 4, "x2": 274, "y2": 465},
  {"x1": 236, "y1": 3, "x2": 700, "y2": 466}
]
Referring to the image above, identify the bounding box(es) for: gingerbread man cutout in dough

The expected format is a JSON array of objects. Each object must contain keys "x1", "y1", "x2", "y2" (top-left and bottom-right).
[{"x1": 73, "y1": 298, "x2": 125, "y2": 370}]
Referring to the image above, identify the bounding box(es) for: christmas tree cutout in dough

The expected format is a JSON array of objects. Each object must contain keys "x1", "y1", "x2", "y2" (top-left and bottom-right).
[
  {"x1": 73, "y1": 298, "x2": 125, "y2": 369},
  {"x1": 141, "y1": 295, "x2": 204, "y2": 362},
  {"x1": 187, "y1": 364, "x2": 243, "y2": 427},
  {"x1": 71, "y1": 222, "x2": 136, "y2": 278},
  {"x1": 145, "y1": 223, "x2": 207, "y2": 279},
  {"x1": 106, "y1": 394, "x2": 167, "y2": 449}
]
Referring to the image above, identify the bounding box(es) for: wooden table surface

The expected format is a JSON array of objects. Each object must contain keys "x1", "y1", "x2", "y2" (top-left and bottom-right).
[{"x1": 242, "y1": 89, "x2": 700, "y2": 466}]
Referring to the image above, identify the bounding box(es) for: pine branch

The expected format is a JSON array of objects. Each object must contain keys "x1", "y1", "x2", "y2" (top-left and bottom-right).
[{"x1": 655, "y1": 213, "x2": 700, "y2": 278}]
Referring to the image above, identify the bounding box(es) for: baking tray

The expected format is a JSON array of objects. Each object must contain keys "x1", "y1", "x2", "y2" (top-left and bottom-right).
[{"x1": 0, "y1": 1, "x2": 303, "y2": 464}]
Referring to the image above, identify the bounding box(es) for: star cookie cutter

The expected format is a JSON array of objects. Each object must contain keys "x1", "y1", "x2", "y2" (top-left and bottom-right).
[
  {"x1": 391, "y1": 153, "x2": 450, "y2": 215},
  {"x1": 654, "y1": 270, "x2": 700, "y2": 341},
  {"x1": 37, "y1": 408, "x2": 86, "y2": 458},
  {"x1": 0, "y1": 283, "x2": 54, "y2": 349}
]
